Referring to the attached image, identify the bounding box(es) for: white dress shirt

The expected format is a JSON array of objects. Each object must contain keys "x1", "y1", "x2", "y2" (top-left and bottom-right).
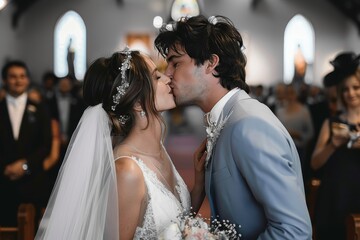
[
  {"x1": 6, "y1": 93, "x2": 27, "y2": 140},
  {"x1": 209, "y1": 88, "x2": 240, "y2": 123},
  {"x1": 57, "y1": 93, "x2": 71, "y2": 138}
]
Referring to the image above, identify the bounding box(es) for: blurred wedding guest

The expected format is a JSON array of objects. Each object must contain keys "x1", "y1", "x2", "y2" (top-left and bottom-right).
[
  {"x1": 0, "y1": 60, "x2": 52, "y2": 226},
  {"x1": 307, "y1": 68, "x2": 344, "y2": 181},
  {"x1": 41, "y1": 71, "x2": 58, "y2": 103},
  {"x1": 311, "y1": 52, "x2": 360, "y2": 240},
  {"x1": 276, "y1": 83, "x2": 314, "y2": 184},
  {"x1": 250, "y1": 84, "x2": 267, "y2": 103},
  {"x1": 309, "y1": 73, "x2": 340, "y2": 143},
  {"x1": 306, "y1": 85, "x2": 324, "y2": 105},
  {"x1": 0, "y1": 86, "x2": 6, "y2": 101},
  {"x1": 28, "y1": 87, "x2": 61, "y2": 198},
  {"x1": 323, "y1": 72, "x2": 343, "y2": 117},
  {"x1": 51, "y1": 76, "x2": 85, "y2": 159},
  {"x1": 267, "y1": 82, "x2": 286, "y2": 113}
]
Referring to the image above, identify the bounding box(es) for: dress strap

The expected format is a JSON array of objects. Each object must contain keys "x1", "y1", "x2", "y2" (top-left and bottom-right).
[{"x1": 114, "y1": 155, "x2": 134, "y2": 162}]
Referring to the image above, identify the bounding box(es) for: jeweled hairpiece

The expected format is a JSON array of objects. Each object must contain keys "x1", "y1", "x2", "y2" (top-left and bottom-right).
[
  {"x1": 118, "y1": 115, "x2": 130, "y2": 125},
  {"x1": 111, "y1": 47, "x2": 132, "y2": 111},
  {"x1": 208, "y1": 16, "x2": 218, "y2": 25}
]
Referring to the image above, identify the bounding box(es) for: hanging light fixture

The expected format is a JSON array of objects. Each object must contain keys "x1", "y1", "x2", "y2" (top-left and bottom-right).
[
  {"x1": 0, "y1": 0, "x2": 8, "y2": 11},
  {"x1": 170, "y1": 0, "x2": 200, "y2": 21}
]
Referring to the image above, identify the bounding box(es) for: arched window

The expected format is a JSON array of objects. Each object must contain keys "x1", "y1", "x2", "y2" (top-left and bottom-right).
[
  {"x1": 284, "y1": 14, "x2": 315, "y2": 84},
  {"x1": 54, "y1": 11, "x2": 86, "y2": 80}
]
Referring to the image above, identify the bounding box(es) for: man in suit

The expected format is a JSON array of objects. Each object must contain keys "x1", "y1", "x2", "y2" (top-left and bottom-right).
[
  {"x1": 0, "y1": 60, "x2": 52, "y2": 226},
  {"x1": 155, "y1": 15, "x2": 312, "y2": 239},
  {"x1": 43, "y1": 75, "x2": 84, "y2": 193}
]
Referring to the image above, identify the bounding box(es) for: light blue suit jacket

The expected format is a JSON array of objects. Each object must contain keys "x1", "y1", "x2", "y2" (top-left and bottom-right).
[{"x1": 205, "y1": 90, "x2": 312, "y2": 239}]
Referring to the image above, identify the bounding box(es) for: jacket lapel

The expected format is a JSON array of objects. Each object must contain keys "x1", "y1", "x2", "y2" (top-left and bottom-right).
[
  {"x1": 220, "y1": 90, "x2": 251, "y2": 123},
  {"x1": 205, "y1": 151, "x2": 216, "y2": 215},
  {"x1": 206, "y1": 90, "x2": 251, "y2": 216},
  {"x1": 0, "y1": 99, "x2": 16, "y2": 142},
  {"x1": 17, "y1": 99, "x2": 33, "y2": 143}
]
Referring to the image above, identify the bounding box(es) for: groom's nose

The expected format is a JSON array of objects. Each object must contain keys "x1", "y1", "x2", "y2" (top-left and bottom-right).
[{"x1": 164, "y1": 67, "x2": 173, "y2": 81}]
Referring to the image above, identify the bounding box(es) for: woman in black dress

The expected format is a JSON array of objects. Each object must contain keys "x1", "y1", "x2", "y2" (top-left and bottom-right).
[{"x1": 311, "y1": 52, "x2": 360, "y2": 240}]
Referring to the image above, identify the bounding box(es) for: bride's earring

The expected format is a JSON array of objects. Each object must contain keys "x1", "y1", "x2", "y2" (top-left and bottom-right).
[{"x1": 140, "y1": 110, "x2": 146, "y2": 118}]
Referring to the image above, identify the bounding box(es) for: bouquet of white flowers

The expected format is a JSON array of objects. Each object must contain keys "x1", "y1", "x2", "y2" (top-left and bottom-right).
[{"x1": 159, "y1": 212, "x2": 241, "y2": 240}]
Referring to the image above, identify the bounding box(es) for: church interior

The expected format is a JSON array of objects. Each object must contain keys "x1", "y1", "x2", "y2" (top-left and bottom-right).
[{"x1": 0, "y1": 0, "x2": 360, "y2": 239}]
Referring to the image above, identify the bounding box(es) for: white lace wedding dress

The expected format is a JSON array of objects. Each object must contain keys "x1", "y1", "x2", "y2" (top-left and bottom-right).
[{"x1": 114, "y1": 155, "x2": 191, "y2": 240}]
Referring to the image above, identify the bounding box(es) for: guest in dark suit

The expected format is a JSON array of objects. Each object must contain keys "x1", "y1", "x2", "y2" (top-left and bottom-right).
[
  {"x1": 0, "y1": 60, "x2": 52, "y2": 227},
  {"x1": 51, "y1": 76, "x2": 84, "y2": 148}
]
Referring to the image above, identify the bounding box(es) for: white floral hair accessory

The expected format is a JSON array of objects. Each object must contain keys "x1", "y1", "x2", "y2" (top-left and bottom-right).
[
  {"x1": 111, "y1": 47, "x2": 132, "y2": 111},
  {"x1": 208, "y1": 16, "x2": 218, "y2": 25}
]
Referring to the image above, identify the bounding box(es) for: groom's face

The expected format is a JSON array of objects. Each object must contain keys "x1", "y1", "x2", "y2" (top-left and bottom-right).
[
  {"x1": 4, "y1": 66, "x2": 30, "y2": 97},
  {"x1": 165, "y1": 45, "x2": 207, "y2": 106}
]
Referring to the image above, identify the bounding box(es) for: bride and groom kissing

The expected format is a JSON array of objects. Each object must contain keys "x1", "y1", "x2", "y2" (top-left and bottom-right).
[{"x1": 35, "y1": 15, "x2": 312, "y2": 240}]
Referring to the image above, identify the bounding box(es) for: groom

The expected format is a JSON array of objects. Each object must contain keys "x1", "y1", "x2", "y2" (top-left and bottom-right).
[{"x1": 155, "y1": 15, "x2": 312, "y2": 239}]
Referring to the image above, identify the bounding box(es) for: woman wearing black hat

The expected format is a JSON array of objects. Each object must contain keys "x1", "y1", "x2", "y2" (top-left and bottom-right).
[{"x1": 311, "y1": 52, "x2": 360, "y2": 240}]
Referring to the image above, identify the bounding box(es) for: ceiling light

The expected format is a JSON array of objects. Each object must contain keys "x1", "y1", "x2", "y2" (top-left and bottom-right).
[{"x1": 0, "y1": 0, "x2": 8, "y2": 11}]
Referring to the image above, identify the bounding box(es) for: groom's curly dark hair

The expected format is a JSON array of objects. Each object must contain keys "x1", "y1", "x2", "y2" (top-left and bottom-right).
[{"x1": 155, "y1": 14, "x2": 249, "y2": 93}]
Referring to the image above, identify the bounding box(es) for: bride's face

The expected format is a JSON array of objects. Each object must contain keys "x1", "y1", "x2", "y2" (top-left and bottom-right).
[{"x1": 144, "y1": 55, "x2": 176, "y2": 112}]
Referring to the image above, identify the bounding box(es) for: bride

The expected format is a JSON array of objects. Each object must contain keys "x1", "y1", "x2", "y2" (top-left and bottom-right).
[{"x1": 35, "y1": 48, "x2": 206, "y2": 239}]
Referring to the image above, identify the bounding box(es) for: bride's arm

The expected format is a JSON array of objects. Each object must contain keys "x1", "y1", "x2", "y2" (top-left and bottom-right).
[
  {"x1": 116, "y1": 158, "x2": 146, "y2": 240},
  {"x1": 191, "y1": 140, "x2": 206, "y2": 214}
]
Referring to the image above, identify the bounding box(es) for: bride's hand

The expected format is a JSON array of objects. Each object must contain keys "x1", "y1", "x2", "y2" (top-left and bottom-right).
[
  {"x1": 193, "y1": 139, "x2": 207, "y2": 174},
  {"x1": 191, "y1": 139, "x2": 207, "y2": 212}
]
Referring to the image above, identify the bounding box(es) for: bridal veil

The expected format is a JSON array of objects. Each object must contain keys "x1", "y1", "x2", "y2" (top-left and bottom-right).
[{"x1": 35, "y1": 104, "x2": 119, "y2": 240}]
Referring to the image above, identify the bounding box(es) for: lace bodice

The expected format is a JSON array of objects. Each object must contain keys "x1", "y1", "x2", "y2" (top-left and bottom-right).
[{"x1": 115, "y1": 156, "x2": 191, "y2": 240}]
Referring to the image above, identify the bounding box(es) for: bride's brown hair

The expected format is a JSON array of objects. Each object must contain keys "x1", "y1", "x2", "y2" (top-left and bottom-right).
[{"x1": 83, "y1": 50, "x2": 163, "y2": 136}]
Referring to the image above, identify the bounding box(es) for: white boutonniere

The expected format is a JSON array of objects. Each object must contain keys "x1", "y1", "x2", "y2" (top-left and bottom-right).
[
  {"x1": 27, "y1": 104, "x2": 37, "y2": 113},
  {"x1": 205, "y1": 111, "x2": 232, "y2": 168},
  {"x1": 27, "y1": 104, "x2": 37, "y2": 123}
]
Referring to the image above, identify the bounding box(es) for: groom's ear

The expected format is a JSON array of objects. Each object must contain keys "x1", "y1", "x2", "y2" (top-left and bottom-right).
[{"x1": 205, "y1": 54, "x2": 219, "y2": 74}]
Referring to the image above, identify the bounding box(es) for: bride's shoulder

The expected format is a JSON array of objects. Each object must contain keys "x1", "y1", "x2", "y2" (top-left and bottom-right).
[
  {"x1": 115, "y1": 157, "x2": 146, "y2": 192},
  {"x1": 115, "y1": 158, "x2": 147, "y2": 213},
  {"x1": 115, "y1": 157, "x2": 142, "y2": 177}
]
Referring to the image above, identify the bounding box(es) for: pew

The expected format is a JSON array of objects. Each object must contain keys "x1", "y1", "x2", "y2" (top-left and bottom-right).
[
  {"x1": 307, "y1": 178, "x2": 321, "y2": 223},
  {"x1": 306, "y1": 178, "x2": 321, "y2": 240},
  {"x1": 347, "y1": 214, "x2": 360, "y2": 240},
  {"x1": 0, "y1": 203, "x2": 36, "y2": 240}
]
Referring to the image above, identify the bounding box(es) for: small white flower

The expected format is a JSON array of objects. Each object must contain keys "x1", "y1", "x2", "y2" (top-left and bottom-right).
[
  {"x1": 163, "y1": 211, "x2": 240, "y2": 240},
  {"x1": 205, "y1": 111, "x2": 232, "y2": 168},
  {"x1": 27, "y1": 105, "x2": 37, "y2": 112}
]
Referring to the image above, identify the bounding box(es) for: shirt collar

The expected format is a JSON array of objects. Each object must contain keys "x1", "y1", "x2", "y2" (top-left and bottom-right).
[
  {"x1": 6, "y1": 92, "x2": 28, "y2": 106},
  {"x1": 209, "y1": 88, "x2": 239, "y2": 123}
]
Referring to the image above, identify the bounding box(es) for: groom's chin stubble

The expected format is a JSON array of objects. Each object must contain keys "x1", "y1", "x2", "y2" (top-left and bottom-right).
[
  {"x1": 174, "y1": 97, "x2": 186, "y2": 107},
  {"x1": 173, "y1": 94, "x2": 194, "y2": 107}
]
